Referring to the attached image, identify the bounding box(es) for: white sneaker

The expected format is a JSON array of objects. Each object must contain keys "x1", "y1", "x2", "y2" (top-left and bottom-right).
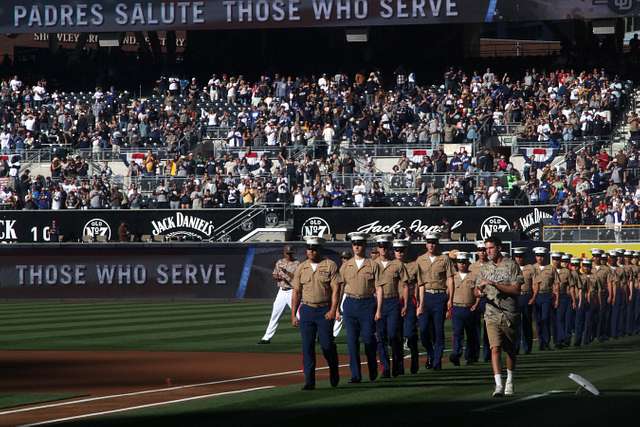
[
  {"x1": 505, "y1": 382, "x2": 514, "y2": 396},
  {"x1": 492, "y1": 385, "x2": 504, "y2": 397}
]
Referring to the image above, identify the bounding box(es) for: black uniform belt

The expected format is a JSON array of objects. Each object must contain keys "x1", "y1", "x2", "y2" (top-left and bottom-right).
[
  {"x1": 304, "y1": 302, "x2": 330, "y2": 308},
  {"x1": 453, "y1": 302, "x2": 474, "y2": 308},
  {"x1": 345, "y1": 293, "x2": 374, "y2": 300}
]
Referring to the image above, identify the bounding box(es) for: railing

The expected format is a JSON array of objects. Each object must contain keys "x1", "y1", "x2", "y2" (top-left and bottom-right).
[
  {"x1": 509, "y1": 137, "x2": 614, "y2": 154},
  {"x1": 543, "y1": 225, "x2": 640, "y2": 242}
]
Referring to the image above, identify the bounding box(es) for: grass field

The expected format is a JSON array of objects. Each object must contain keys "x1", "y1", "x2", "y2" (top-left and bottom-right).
[{"x1": 1, "y1": 301, "x2": 639, "y2": 426}]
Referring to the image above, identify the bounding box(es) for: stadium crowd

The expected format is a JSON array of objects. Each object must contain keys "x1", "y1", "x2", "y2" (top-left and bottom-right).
[{"x1": 0, "y1": 67, "x2": 636, "y2": 225}]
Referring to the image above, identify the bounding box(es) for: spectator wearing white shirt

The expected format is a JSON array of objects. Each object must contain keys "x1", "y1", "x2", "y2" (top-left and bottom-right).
[
  {"x1": 352, "y1": 178, "x2": 366, "y2": 208},
  {"x1": 487, "y1": 178, "x2": 503, "y2": 206}
]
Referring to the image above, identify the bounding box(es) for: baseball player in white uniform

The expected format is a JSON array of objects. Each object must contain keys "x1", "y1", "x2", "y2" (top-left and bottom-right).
[{"x1": 259, "y1": 245, "x2": 300, "y2": 344}]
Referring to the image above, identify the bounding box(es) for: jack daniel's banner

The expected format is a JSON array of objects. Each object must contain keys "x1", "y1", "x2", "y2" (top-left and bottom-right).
[
  {"x1": 0, "y1": 1, "x2": 636, "y2": 33},
  {"x1": 294, "y1": 206, "x2": 555, "y2": 241}
]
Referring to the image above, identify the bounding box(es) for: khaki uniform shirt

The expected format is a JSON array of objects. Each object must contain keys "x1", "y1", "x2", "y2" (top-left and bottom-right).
[
  {"x1": 593, "y1": 264, "x2": 611, "y2": 294},
  {"x1": 452, "y1": 271, "x2": 477, "y2": 306},
  {"x1": 340, "y1": 258, "x2": 379, "y2": 298},
  {"x1": 532, "y1": 264, "x2": 559, "y2": 293},
  {"x1": 375, "y1": 259, "x2": 409, "y2": 299},
  {"x1": 609, "y1": 265, "x2": 627, "y2": 290},
  {"x1": 557, "y1": 267, "x2": 574, "y2": 295},
  {"x1": 469, "y1": 261, "x2": 487, "y2": 275},
  {"x1": 579, "y1": 271, "x2": 599, "y2": 300},
  {"x1": 475, "y1": 257, "x2": 523, "y2": 323},
  {"x1": 273, "y1": 258, "x2": 300, "y2": 290},
  {"x1": 416, "y1": 253, "x2": 455, "y2": 290},
  {"x1": 406, "y1": 261, "x2": 418, "y2": 294},
  {"x1": 632, "y1": 264, "x2": 640, "y2": 289},
  {"x1": 292, "y1": 258, "x2": 340, "y2": 306},
  {"x1": 520, "y1": 264, "x2": 535, "y2": 294},
  {"x1": 623, "y1": 264, "x2": 635, "y2": 288}
]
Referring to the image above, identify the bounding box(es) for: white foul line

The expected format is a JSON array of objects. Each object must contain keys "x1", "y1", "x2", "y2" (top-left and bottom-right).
[
  {"x1": 17, "y1": 386, "x2": 275, "y2": 427},
  {"x1": 0, "y1": 351, "x2": 428, "y2": 417},
  {"x1": 474, "y1": 390, "x2": 565, "y2": 412}
]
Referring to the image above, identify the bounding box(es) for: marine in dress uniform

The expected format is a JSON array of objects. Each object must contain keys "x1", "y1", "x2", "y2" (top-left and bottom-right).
[
  {"x1": 532, "y1": 247, "x2": 559, "y2": 351},
  {"x1": 416, "y1": 232, "x2": 455, "y2": 370},
  {"x1": 340, "y1": 232, "x2": 379, "y2": 383},
  {"x1": 512, "y1": 247, "x2": 534, "y2": 355},
  {"x1": 568, "y1": 258, "x2": 582, "y2": 342},
  {"x1": 291, "y1": 237, "x2": 340, "y2": 390},
  {"x1": 623, "y1": 251, "x2": 636, "y2": 336},
  {"x1": 470, "y1": 241, "x2": 491, "y2": 363},
  {"x1": 394, "y1": 239, "x2": 420, "y2": 374},
  {"x1": 332, "y1": 251, "x2": 352, "y2": 338},
  {"x1": 555, "y1": 254, "x2": 575, "y2": 348},
  {"x1": 592, "y1": 249, "x2": 612, "y2": 341},
  {"x1": 259, "y1": 245, "x2": 300, "y2": 344},
  {"x1": 448, "y1": 252, "x2": 480, "y2": 366},
  {"x1": 575, "y1": 259, "x2": 599, "y2": 346},
  {"x1": 608, "y1": 250, "x2": 628, "y2": 339},
  {"x1": 633, "y1": 252, "x2": 640, "y2": 334},
  {"x1": 374, "y1": 234, "x2": 410, "y2": 378},
  {"x1": 474, "y1": 236, "x2": 523, "y2": 397}
]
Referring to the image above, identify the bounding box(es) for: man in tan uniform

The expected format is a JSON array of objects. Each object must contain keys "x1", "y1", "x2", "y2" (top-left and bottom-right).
[
  {"x1": 395, "y1": 239, "x2": 420, "y2": 374},
  {"x1": 592, "y1": 248, "x2": 611, "y2": 341},
  {"x1": 575, "y1": 259, "x2": 599, "y2": 346},
  {"x1": 474, "y1": 236, "x2": 523, "y2": 397},
  {"x1": 470, "y1": 241, "x2": 490, "y2": 363},
  {"x1": 512, "y1": 247, "x2": 534, "y2": 354},
  {"x1": 532, "y1": 247, "x2": 559, "y2": 351},
  {"x1": 608, "y1": 250, "x2": 628, "y2": 339},
  {"x1": 633, "y1": 252, "x2": 640, "y2": 334},
  {"x1": 259, "y1": 245, "x2": 300, "y2": 344},
  {"x1": 416, "y1": 232, "x2": 455, "y2": 370},
  {"x1": 555, "y1": 254, "x2": 574, "y2": 348},
  {"x1": 623, "y1": 251, "x2": 636, "y2": 335},
  {"x1": 291, "y1": 237, "x2": 340, "y2": 390},
  {"x1": 449, "y1": 252, "x2": 480, "y2": 366},
  {"x1": 340, "y1": 232, "x2": 380, "y2": 383},
  {"x1": 374, "y1": 234, "x2": 409, "y2": 377}
]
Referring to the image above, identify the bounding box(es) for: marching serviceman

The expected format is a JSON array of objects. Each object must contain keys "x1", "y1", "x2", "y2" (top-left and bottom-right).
[
  {"x1": 608, "y1": 250, "x2": 628, "y2": 339},
  {"x1": 575, "y1": 259, "x2": 599, "y2": 346},
  {"x1": 555, "y1": 254, "x2": 574, "y2": 348},
  {"x1": 474, "y1": 237, "x2": 523, "y2": 397},
  {"x1": 623, "y1": 251, "x2": 636, "y2": 336},
  {"x1": 393, "y1": 239, "x2": 420, "y2": 374},
  {"x1": 567, "y1": 257, "x2": 582, "y2": 344},
  {"x1": 291, "y1": 237, "x2": 340, "y2": 390},
  {"x1": 449, "y1": 252, "x2": 480, "y2": 366},
  {"x1": 512, "y1": 248, "x2": 535, "y2": 354},
  {"x1": 633, "y1": 252, "x2": 640, "y2": 334},
  {"x1": 259, "y1": 245, "x2": 300, "y2": 344},
  {"x1": 340, "y1": 232, "x2": 379, "y2": 383},
  {"x1": 532, "y1": 247, "x2": 559, "y2": 351},
  {"x1": 332, "y1": 251, "x2": 352, "y2": 338},
  {"x1": 416, "y1": 232, "x2": 455, "y2": 370},
  {"x1": 592, "y1": 249, "x2": 611, "y2": 341},
  {"x1": 470, "y1": 241, "x2": 491, "y2": 363},
  {"x1": 374, "y1": 234, "x2": 409, "y2": 378}
]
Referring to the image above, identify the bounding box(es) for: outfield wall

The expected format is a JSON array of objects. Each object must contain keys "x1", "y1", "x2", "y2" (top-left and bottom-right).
[{"x1": 0, "y1": 241, "x2": 548, "y2": 299}]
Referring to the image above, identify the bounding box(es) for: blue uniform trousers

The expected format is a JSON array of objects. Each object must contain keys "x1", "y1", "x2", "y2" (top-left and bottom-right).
[
  {"x1": 574, "y1": 301, "x2": 589, "y2": 346},
  {"x1": 343, "y1": 296, "x2": 378, "y2": 381},
  {"x1": 376, "y1": 298, "x2": 403, "y2": 376},
  {"x1": 516, "y1": 294, "x2": 533, "y2": 354},
  {"x1": 535, "y1": 293, "x2": 553, "y2": 350},
  {"x1": 418, "y1": 292, "x2": 447, "y2": 369},
  {"x1": 556, "y1": 294, "x2": 571, "y2": 345},
  {"x1": 403, "y1": 297, "x2": 419, "y2": 373},
  {"x1": 586, "y1": 301, "x2": 599, "y2": 345},
  {"x1": 634, "y1": 291, "x2": 640, "y2": 334},
  {"x1": 611, "y1": 288, "x2": 625, "y2": 338},
  {"x1": 627, "y1": 291, "x2": 636, "y2": 335},
  {"x1": 598, "y1": 290, "x2": 610, "y2": 341},
  {"x1": 451, "y1": 306, "x2": 479, "y2": 361},
  {"x1": 299, "y1": 304, "x2": 339, "y2": 387}
]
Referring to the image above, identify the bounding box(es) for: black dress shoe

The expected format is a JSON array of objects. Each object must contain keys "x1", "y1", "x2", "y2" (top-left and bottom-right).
[
  {"x1": 329, "y1": 368, "x2": 339, "y2": 387},
  {"x1": 449, "y1": 354, "x2": 460, "y2": 366},
  {"x1": 348, "y1": 378, "x2": 361, "y2": 384},
  {"x1": 425, "y1": 360, "x2": 433, "y2": 370},
  {"x1": 301, "y1": 384, "x2": 315, "y2": 391},
  {"x1": 381, "y1": 370, "x2": 391, "y2": 378},
  {"x1": 257, "y1": 339, "x2": 271, "y2": 344},
  {"x1": 369, "y1": 370, "x2": 378, "y2": 382}
]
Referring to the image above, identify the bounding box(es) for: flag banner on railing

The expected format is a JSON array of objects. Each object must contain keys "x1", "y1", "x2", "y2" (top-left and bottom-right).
[
  {"x1": 120, "y1": 152, "x2": 146, "y2": 167},
  {"x1": 520, "y1": 147, "x2": 558, "y2": 168},
  {"x1": 407, "y1": 149, "x2": 433, "y2": 163},
  {"x1": 239, "y1": 151, "x2": 266, "y2": 166}
]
